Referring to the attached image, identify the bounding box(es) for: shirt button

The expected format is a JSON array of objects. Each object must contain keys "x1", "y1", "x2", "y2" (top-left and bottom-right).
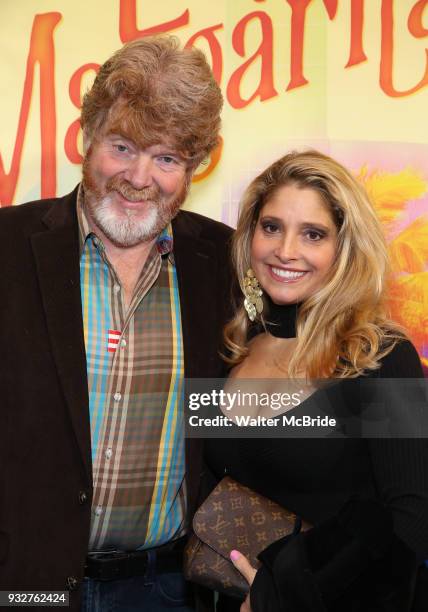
[
  {"x1": 121, "y1": 339, "x2": 127, "y2": 348},
  {"x1": 114, "y1": 392, "x2": 121, "y2": 402},
  {"x1": 78, "y1": 490, "x2": 88, "y2": 505},
  {"x1": 105, "y1": 448, "x2": 113, "y2": 460},
  {"x1": 114, "y1": 284, "x2": 121, "y2": 294},
  {"x1": 94, "y1": 505, "x2": 103, "y2": 516}
]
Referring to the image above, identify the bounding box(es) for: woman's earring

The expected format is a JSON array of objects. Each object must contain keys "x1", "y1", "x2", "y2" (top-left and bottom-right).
[{"x1": 243, "y1": 268, "x2": 263, "y2": 321}]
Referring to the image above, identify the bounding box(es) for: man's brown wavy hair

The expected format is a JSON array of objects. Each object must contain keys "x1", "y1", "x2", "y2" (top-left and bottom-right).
[{"x1": 81, "y1": 36, "x2": 223, "y2": 169}]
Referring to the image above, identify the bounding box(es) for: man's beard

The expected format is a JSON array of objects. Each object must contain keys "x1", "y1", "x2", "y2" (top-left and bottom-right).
[{"x1": 82, "y1": 160, "x2": 188, "y2": 248}]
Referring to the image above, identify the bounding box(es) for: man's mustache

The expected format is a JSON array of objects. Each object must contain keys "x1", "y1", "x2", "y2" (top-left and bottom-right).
[{"x1": 106, "y1": 177, "x2": 160, "y2": 203}]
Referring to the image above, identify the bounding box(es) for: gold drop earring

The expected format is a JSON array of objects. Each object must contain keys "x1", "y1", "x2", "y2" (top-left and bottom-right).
[{"x1": 243, "y1": 268, "x2": 263, "y2": 322}]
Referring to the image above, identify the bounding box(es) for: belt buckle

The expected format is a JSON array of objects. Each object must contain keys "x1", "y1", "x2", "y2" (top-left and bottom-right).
[
  {"x1": 87, "y1": 549, "x2": 120, "y2": 560},
  {"x1": 85, "y1": 551, "x2": 148, "y2": 581}
]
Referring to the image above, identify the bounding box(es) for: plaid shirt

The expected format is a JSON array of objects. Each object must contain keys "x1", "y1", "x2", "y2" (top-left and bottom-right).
[{"x1": 77, "y1": 188, "x2": 186, "y2": 551}]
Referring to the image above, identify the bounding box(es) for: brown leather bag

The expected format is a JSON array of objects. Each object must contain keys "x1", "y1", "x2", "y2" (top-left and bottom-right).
[{"x1": 184, "y1": 476, "x2": 309, "y2": 599}]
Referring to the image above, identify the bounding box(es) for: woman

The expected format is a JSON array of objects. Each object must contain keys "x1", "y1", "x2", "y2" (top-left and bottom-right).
[{"x1": 204, "y1": 151, "x2": 428, "y2": 611}]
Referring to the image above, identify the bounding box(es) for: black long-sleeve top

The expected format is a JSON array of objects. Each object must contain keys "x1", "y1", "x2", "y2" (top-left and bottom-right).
[{"x1": 205, "y1": 336, "x2": 428, "y2": 611}]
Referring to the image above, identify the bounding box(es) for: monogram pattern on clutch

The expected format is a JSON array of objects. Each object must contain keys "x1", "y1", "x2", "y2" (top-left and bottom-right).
[{"x1": 184, "y1": 476, "x2": 304, "y2": 599}]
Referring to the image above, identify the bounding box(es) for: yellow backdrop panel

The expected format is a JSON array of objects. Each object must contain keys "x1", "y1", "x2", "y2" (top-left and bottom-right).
[{"x1": 1, "y1": 0, "x2": 427, "y2": 367}]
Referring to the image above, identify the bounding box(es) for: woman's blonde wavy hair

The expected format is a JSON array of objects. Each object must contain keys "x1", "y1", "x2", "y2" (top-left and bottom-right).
[{"x1": 224, "y1": 150, "x2": 404, "y2": 378}]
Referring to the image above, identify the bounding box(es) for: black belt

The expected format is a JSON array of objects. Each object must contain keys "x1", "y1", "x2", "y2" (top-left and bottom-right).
[{"x1": 85, "y1": 536, "x2": 186, "y2": 581}]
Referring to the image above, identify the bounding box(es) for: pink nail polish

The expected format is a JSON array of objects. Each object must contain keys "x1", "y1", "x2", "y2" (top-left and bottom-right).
[{"x1": 230, "y1": 550, "x2": 240, "y2": 561}]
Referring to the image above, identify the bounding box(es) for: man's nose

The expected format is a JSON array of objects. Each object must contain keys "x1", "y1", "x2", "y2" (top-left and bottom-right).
[{"x1": 125, "y1": 154, "x2": 153, "y2": 190}]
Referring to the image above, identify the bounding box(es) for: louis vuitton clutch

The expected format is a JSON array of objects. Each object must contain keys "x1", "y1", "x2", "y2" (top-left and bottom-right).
[{"x1": 184, "y1": 476, "x2": 309, "y2": 599}]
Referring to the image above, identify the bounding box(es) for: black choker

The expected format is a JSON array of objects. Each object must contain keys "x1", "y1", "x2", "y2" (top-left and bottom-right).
[{"x1": 264, "y1": 300, "x2": 299, "y2": 339}]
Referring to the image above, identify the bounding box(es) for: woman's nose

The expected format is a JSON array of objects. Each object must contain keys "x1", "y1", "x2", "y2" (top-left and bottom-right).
[{"x1": 274, "y1": 233, "x2": 299, "y2": 261}]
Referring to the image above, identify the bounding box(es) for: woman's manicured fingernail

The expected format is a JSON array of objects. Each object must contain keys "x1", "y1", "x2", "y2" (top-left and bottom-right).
[{"x1": 230, "y1": 550, "x2": 240, "y2": 561}]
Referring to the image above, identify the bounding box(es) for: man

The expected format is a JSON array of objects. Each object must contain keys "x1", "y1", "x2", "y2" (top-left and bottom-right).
[{"x1": 0, "y1": 36, "x2": 232, "y2": 610}]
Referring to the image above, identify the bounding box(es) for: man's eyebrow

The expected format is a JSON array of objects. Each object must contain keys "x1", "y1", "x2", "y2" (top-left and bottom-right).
[
  {"x1": 153, "y1": 143, "x2": 180, "y2": 152},
  {"x1": 107, "y1": 133, "x2": 134, "y2": 143}
]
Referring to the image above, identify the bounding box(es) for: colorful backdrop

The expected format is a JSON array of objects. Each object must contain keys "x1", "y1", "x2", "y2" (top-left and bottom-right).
[{"x1": 1, "y1": 0, "x2": 427, "y2": 371}]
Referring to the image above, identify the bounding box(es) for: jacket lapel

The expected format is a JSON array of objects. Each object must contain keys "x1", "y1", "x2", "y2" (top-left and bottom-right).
[
  {"x1": 30, "y1": 189, "x2": 92, "y2": 484},
  {"x1": 172, "y1": 212, "x2": 219, "y2": 379},
  {"x1": 172, "y1": 212, "x2": 222, "y2": 515}
]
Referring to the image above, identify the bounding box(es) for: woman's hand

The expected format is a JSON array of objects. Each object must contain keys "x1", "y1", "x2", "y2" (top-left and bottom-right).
[{"x1": 230, "y1": 550, "x2": 257, "y2": 612}]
